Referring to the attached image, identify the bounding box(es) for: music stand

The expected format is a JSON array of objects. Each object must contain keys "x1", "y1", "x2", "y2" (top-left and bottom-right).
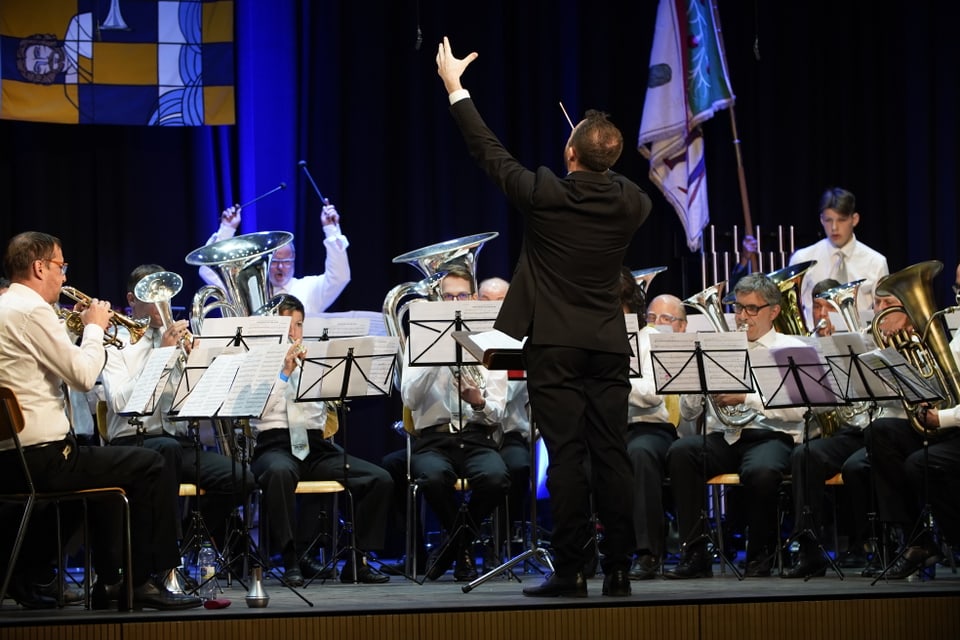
[
  {"x1": 295, "y1": 335, "x2": 399, "y2": 584},
  {"x1": 857, "y1": 347, "x2": 947, "y2": 584},
  {"x1": 649, "y1": 330, "x2": 753, "y2": 580},
  {"x1": 749, "y1": 341, "x2": 850, "y2": 579},
  {"x1": 406, "y1": 301, "x2": 500, "y2": 584}
]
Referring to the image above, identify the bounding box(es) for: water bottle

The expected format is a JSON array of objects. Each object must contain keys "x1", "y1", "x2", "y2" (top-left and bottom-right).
[{"x1": 197, "y1": 542, "x2": 217, "y2": 600}]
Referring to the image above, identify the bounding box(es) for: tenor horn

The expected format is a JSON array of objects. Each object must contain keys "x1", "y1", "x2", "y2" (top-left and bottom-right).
[
  {"x1": 816, "y1": 278, "x2": 866, "y2": 333},
  {"x1": 683, "y1": 281, "x2": 731, "y2": 332},
  {"x1": 766, "y1": 260, "x2": 817, "y2": 336},
  {"x1": 185, "y1": 231, "x2": 293, "y2": 334}
]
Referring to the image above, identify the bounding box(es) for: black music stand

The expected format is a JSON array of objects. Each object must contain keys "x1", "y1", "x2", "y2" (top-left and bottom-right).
[
  {"x1": 857, "y1": 348, "x2": 947, "y2": 584},
  {"x1": 406, "y1": 302, "x2": 500, "y2": 584},
  {"x1": 649, "y1": 330, "x2": 753, "y2": 580},
  {"x1": 749, "y1": 342, "x2": 850, "y2": 579},
  {"x1": 295, "y1": 335, "x2": 399, "y2": 584},
  {"x1": 450, "y1": 330, "x2": 559, "y2": 592}
]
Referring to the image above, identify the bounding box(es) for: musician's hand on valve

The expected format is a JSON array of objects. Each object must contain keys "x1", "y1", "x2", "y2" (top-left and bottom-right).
[
  {"x1": 80, "y1": 298, "x2": 112, "y2": 330},
  {"x1": 283, "y1": 340, "x2": 307, "y2": 377},
  {"x1": 917, "y1": 404, "x2": 939, "y2": 429},
  {"x1": 161, "y1": 319, "x2": 191, "y2": 348},
  {"x1": 453, "y1": 371, "x2": 484, "y2": 407}
]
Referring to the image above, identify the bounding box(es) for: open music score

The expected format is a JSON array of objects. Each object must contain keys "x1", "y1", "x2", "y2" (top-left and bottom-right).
[
  {"x1": 119, "y1": 346, "x2": 179, "y2": 416},
  {"x1": 407, "y1": 300, "x2": 501, "y2": 367},
  {"x1": 648, "y1": 331, "x2": 752, "y2": 395},
  {"x1": 296, "y1": 336, "x2": 399, "y2": 401}
]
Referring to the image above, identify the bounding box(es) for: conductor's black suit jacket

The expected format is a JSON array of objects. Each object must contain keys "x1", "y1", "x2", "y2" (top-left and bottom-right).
[{"x1": 449, "y1": 98, "x2": 652, "y2": 353}]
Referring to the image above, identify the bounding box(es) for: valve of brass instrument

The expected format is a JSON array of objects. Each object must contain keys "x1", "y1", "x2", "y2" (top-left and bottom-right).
[{"x1": 60, "y1": 286, "x2": 148, "y2": 349}]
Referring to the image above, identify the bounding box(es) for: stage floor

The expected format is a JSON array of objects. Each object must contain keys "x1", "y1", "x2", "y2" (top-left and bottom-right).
[{"x1": 3, "y1": 557, "x2": 960, "y2": 640}]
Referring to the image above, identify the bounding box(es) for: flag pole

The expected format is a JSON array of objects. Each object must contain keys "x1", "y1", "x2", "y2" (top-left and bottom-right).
[{"x1": 712, "y1": 0, "x2": 757, "y2": 271}]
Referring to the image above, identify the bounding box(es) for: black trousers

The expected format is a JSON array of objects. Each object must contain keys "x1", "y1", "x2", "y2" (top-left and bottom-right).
[
  {"x1": 110, "y1": 434, "x2": 257, "y2": 546},
  {"x1": 0, "y1": 435, "x2": 181, "y2": 585},
  {"x1": 667, "y1": 429, "x2": 793, "y2": 560},
  {"x1": 524, "y1": 343, "x2": 634, "y2": 577},
  {"x1": 251, "y1": 430, "x2": 393, "y2": 560},
  {"x1": 789, "y1": 427, "x2": 865, "y2": 540},
  {"x1": 626, "y1": 422, "x2": 678, "y2": 557}
]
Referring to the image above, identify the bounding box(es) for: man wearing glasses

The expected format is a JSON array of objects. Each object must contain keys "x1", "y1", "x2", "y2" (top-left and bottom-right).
[
  {"x1": 198, "y1": 200, "x2": 350, "y2": 316},
  {"x1": 788, "y1": 187, "x2": 888, "y2": 329},
  {"x1": 665, "y1": 273, "x2": 807, "y2": 579}
]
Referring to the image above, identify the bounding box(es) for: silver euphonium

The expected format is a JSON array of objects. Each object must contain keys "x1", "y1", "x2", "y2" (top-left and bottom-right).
[
  {"x1": 632, "y1": 266, "x2": 668, "y2": 300},
  {"x1": 383, "y1": 232, "x2": 498, "y2": 372},
  {"x1": 185, "y1": 231, "x2": 293, "y2": 335},
  {"x1": 683, "y1": 280, "x2": 757, "y2": 426}
]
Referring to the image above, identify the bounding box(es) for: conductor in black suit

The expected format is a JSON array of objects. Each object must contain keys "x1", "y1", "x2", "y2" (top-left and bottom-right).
[{"x1": 436, "y1": 37, "x2": 652, "y2": 597}]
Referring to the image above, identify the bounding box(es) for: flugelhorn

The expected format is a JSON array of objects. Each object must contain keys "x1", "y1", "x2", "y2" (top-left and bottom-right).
[{"x1": 59, "y1": 286, "x2": 148, "y2": 349}]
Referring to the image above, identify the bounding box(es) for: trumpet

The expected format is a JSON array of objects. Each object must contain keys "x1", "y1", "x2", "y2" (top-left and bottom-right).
[{"x1": 59, "y1": 286, "x2": 149, "y2": 350}]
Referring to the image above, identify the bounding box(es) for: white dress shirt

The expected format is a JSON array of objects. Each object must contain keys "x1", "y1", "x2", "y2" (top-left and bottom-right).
[
  {"x1": 628, "y1": 325, "x2": 672, "y2": 425},
  {"x1": 0, "y1": 283, "x2": 106, "y2": 448},
  {"x1": 789, "y1": 235, "x2": 888, "y2": 328}
]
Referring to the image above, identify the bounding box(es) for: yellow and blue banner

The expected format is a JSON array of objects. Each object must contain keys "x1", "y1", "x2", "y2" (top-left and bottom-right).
[{"x1": 0, "y1": 0, "x2": 235, "y2": 125}]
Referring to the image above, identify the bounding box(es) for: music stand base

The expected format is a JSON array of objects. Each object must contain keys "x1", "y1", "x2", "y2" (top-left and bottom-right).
[{"x1": 462, "y1": 547, "x2": 554, "y2": 593}]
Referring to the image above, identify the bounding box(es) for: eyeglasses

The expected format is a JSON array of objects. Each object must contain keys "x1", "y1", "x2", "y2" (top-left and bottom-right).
[
  {"x1": 646, "y1": 313, "x2": 681, "y2": 324},
  {"x1": 44, "y1": 258, "x2": 68, "y2": 275},
  {"x1": 732, "y1": 302, "x2": 770, "y2": 316},
  {"x1": 441, "y1": 292, "x2": 474, "y2": 301},
  {"x1": 272, "y1": 259, "x2": 295, "y2": 267}
]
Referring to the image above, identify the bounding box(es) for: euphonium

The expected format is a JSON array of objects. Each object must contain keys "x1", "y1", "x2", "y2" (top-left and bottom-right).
[
  {"x1": 185, "y1": 231, "x2": 293, "y2": 334},
  {"x1": 59, "y1": 286, "x2": 148, "y2": 350},
  {"x1": 683, "y1": 281, "x2": 731, "y2": 332},
  {"x1": 682, "y1": 281, "x2": 757, "y2": 426},
  {"x1": 814, "y1": 278, "x2": 873, "y2": 432},
  {"x1": 870, "y1": 261, "x2": 960, "y2": 436},
  {"x1": 632, "y1": 266, "x2": 668, "y2": 299}
]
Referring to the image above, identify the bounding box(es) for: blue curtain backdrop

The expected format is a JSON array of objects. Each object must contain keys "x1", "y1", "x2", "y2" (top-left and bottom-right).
[{"x1": 1, "y1": 1, "x2": 958, "y2": 498}]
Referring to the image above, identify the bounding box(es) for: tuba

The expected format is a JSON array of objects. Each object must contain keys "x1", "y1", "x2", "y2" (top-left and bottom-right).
[
  {"x1": 185, "y1": 231, "x2": 293, "y2": 334},
  {"x1": 871, "y1": 261, "x2": 960, "y2": 436},
  {"x1": 59, "y1": 286, "x2": 148, "y2": 350}
]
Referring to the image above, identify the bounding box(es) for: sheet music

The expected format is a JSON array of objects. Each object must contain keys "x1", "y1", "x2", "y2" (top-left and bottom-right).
[
  {"x1": 170, "y1": 345, "x2": 226, "y2": 412},
  {"x1": 817, "y1": 332, "x2": 897, "y2": 401},
  {"x1": 858, "y1": 346, "x2": 944, "y2": 403},
  {"x1": 408, "y1": 300, "x2": 501, "y2": 366},
  {"x1": 219, "y1": 344, "x2": 289, "y2": 417},
  {"x1": 648, "y1": 331, "x2": 751, "y2": 394},
  {"x1": 177, "y1": 352, "x2": 245, "y2": 417},
  {"x1": 198, "y1": 315, "x2": 291, "y2": 347},
  {"x1": 317, "y1": 310, "x2": 386, "y2": 336},
  {"x1": 120, "y1": 347, "x2": 178, "y2": 415},
  {"x1": 625, "y1": 313, "x2": 641, "y2": 377},
  {"x1": 749, "y1": 340, "x2": 843, "y2": 407},
  {"x1": 470, "y1": 329, "x2": 525, "y2": 352},
  {"x1": 298, "y1": 336, "x2": 399, "y2": 400},
  {"x1": 303, "y1": 316, "x2": 371, "y2": 339}
]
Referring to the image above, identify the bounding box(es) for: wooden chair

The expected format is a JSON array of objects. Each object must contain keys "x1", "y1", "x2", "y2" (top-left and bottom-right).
[{"x1": 0, "y1": 386, "x2": 133, "y2": 610}]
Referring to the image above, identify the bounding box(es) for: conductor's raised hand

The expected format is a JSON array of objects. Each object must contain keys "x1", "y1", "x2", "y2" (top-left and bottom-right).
[{"x1": 436, "y1": 36, "x2": 478, "y2": 94}]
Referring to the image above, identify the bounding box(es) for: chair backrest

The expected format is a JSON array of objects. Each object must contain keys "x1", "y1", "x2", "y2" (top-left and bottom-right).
[{"x1": 0, "y1": 386, "x2": 25, "y2": 441}]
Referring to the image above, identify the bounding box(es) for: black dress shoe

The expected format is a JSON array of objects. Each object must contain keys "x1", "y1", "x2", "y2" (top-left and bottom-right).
[
  {"x1": 132, "y1": 578, "x2": 203, "y2": 611},
  {"x1": 453, "y1": 548, "x2": 478, "y2": 582},
  {"x1": 522, "y1": 572, "x2": 587, "y2": 597},
  {"x1": 781, "y1": 552, "x2": 827, "y2": 579},
  {"x1": 36, "y1": 576, "x2": 84, "y2": 605},
  {"x1": 6, "y1": 573, "x2": 58, "y2": 609},
  {"x1": 340, "y1": 562, "x2": 390, "y2": 584},
  {"x1": 602, "y1": 569, "x2": 632, "y2": 597},
  {"x1": 628, "y1": 554, "x2": 660, "y2": 580},
  {"x1": 744, "y1": 555, "x2": 772, "y2": 578},
  {"x1": 664, "y1": 549, "x2": 713, "y2": 579},
  {"x1": 300, "y1": 558, "x2": 335, "y2": 580},
  {"x1": 283, "y1": 566, "x2": 305, "y2": 587},
  {"x1": 884, "y1": 541, "x2": 941, "y2": 579}
]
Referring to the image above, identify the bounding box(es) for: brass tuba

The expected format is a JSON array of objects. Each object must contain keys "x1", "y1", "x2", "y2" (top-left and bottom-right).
[
  {"x1": 871, "y1": 261, "x2": 960, "y2": 436},
  {"x1": 185, "y1": 231, "x2": 293, "y2": 334},
  {"x1": 59, "y1": 286, "x2": 148, "y2": 350}
]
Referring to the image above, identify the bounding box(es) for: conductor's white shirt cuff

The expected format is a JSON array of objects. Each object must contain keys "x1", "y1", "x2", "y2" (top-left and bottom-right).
[{"x1": 448, "y1": 89, "x2": 471, "y2": 105}]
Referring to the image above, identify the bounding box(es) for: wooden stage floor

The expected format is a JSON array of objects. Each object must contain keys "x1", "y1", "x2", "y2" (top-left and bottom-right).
[{"x1": 3, "y1": 558, "x2": 960, "y2": 640}]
